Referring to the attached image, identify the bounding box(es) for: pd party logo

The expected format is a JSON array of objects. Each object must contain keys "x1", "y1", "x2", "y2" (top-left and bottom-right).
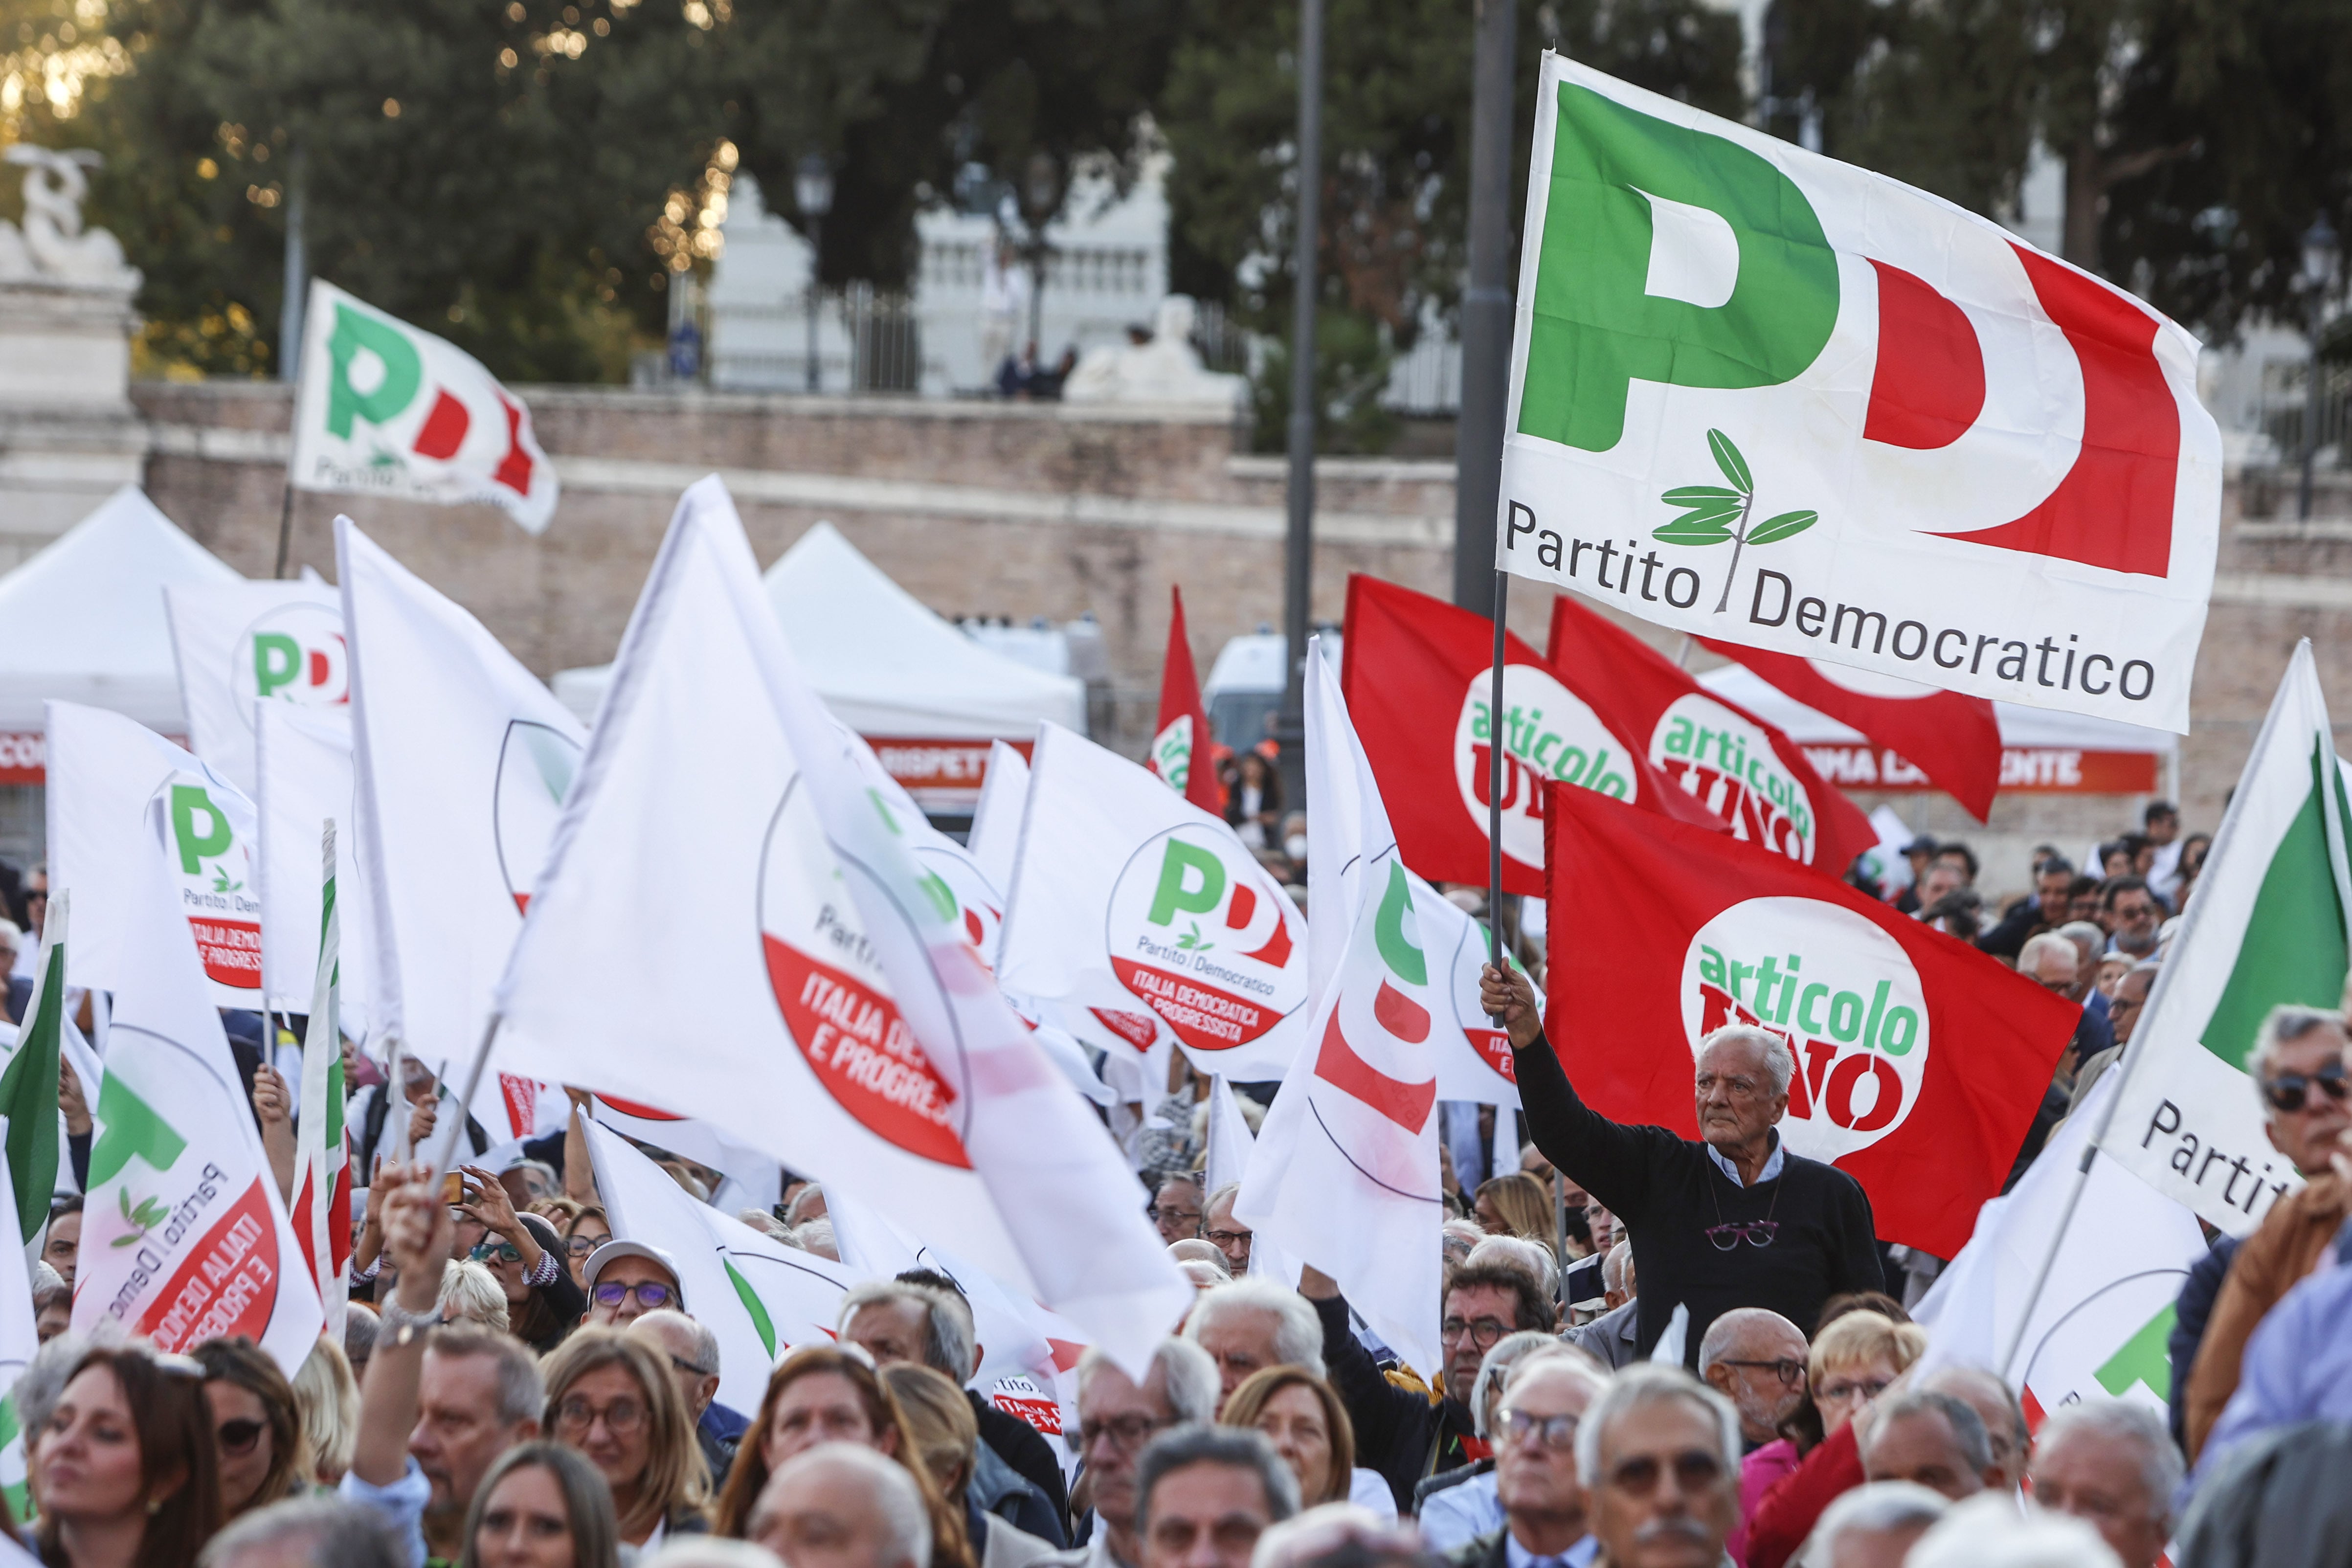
[
  {"x1": 163, "y1": 778, "x2": 261, "y2": 991},
  {"x1": 493, "y1": 720, "x2": 582, "y2": 915},
  {"x1": 1306, "y1": 861, "x2": 1440, "y2": 1198},
  {"x1": 1456, "y1": 664, "x2": 1639, "y2": 872},
  {"x1": 758, "y1": 778, "x2": 972, "y2": 1167},
  {"x1": 1649, "y1": 695, "x2": 1817, "y2": 863},
  {"x1": 1104, "y1": 827, "x2": 1304, "y2": 1054},
  {"x1": 231, "y1": 603, "x2": 348, "y2": 730},
  {"x1": 1678, "y1": 896, "x2": 1927, "y2": 1164}
]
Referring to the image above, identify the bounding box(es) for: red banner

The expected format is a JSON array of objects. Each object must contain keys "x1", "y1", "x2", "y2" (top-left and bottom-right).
[{"x1": 1801, "y1": 744, "x2": 2161, "y2": 795}]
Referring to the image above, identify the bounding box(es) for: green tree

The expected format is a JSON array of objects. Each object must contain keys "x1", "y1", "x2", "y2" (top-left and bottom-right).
[{"x1": 1159, "y1": 0, "x2": 1744, "y2": 452}]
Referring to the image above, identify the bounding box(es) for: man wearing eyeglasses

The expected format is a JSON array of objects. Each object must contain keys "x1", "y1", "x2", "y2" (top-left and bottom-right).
[
  {"x1": 1480, "y1": 965, "x2": 1883, "y2": 1373},
  {"x1": 1695, "y1": 1308, "x2": 1808, "y2": 1452},
  {"x1": 1444, "y1": 1353, "x2": 1611, "y2": 1568},
  {"x1": 2181, "y1": 1004, "x2": 2352, "y2": 1458},
  {"x1": 1038, "y1": 1339, "x2": 1220, "y2": 1568},
  {"x1": 581, "y1": 1239, "x2": 687, "y2": 1327},
  {"x1": 1579, "y1": 1366, "x2": 1743, "y2": 1568}
]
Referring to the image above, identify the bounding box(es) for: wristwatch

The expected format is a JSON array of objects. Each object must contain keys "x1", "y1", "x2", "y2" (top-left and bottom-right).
[{"x1": 377, "y1": 1297, "x2": 441, "y2": 1348}]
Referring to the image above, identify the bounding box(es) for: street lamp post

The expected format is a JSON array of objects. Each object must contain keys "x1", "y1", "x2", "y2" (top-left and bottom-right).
[
  {"x1": 1277, "y1": 0, "x2": 1325, "y2": 811},
  {"x1": 1022, "y1": 153, "x2": 1062, "y2": 361},
  {"x1": 796, "y1": 154, "x2": 835, "y2": 395}
]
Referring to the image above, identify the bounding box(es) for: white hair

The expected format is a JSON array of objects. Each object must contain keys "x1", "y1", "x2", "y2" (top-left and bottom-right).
[
  {"x1": 754, "y1": 1443, "x2": 931, "y2": 1568},
  {"x1": 1077, "y1": 1337, "x2": 1221, "y2": 1426},
  {"x1": 1697, "y1": 1024, "x2": 1796, "y2": 1097},
  {"x1": 1466, "y1": 1331, "x2": 1561, "y2": 1437},
  {"x1": 1465, "y1": 1235, "x2": 1559, "y2": 1300},
  {"x1": 2247, "y1": 1004, "x2": 2346, "y2": 1122},
  {"x1": 1905, "y1": 1494, "x2": 2122, "y2": 1568},
  {"x1": 633, "y1": 1308, "x2": 721, "y2": 1378},
  {"x1": 838, "y1": 1281, "x2": 978, "y2": 1382},
  {"x1": 435, "y1": 1260, "x2": 510, "y2": 1334},
  {"x1": 1601, "y1": 1240, "x2": 1632, "y2": 1296},
  {"x1": 794, "y1": 1218, "x2": 838, "y2": 1258},
  {"x1": 784, "y1": 1184, "x2": 827, "y2": 1226},
  {"x1": 641, "y1": 1540, "x2": 799, "y2": 1568},
  {"x1": 738, "y1": 1209, "x2": 799, "y2": 1245},
  {"x1": 2057, "y1": 920, "x2": 2106, "y2": 956},
  {"x1": 1500, "y1": 1348, "x2": 1610, "y2": 1410},
  {"x1": 2017, "y1": 932, "x2": 2080, "y2": 975},
  {"x1": 1573, "y1": 1364, "x2": 1742, "y2": 1490},
  {"x1": 1441, "y1": 1218, "x2": 1485, "y2": 1263},
  {"x1": 1184, "y1": 1277, "x2": 1324, "y2": 1375},
  {"x1": 2031, "y1": 1399, "x2": 2182, "y2": 1527},
  {"x1": 1802, "y1": 1479, "x2": 1949, "y2": 1564},
  {"x1": 1696, "y1": 1306, "x2": 1805, "y2": 1376}
]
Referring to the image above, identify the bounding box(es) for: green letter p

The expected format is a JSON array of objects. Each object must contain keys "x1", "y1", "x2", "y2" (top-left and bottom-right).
[
  {"x1": 325, "y1": 303, "x2": 424, "y2": 440},
  {"x1": 1146, "y1": 840, "x2": 1227, "y2": 928},
  {"x1": 171, "y1": 784, "x2": 233, "y2": 874}
]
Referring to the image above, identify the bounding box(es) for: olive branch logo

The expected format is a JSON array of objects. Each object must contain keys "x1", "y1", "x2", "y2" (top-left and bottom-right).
[
  {"x1": 113, "y1": 1185, "x2": 168, "y2": 1248},
  {"x1": 1176, "y1": 921, "x2": 1213, "y2": 953},
  {"x1": 1653, "y1": 429, "x2": 1818, "y2": 613}
]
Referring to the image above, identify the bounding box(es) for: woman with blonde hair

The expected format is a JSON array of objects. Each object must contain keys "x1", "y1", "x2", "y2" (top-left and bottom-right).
[
  {"x1": 881, "y1": 1363, "x2": 1057, "y2": 1568},
  {"x1": 1217, "y1": 1365, "x2": 1359, "y2": 1509},
  {"x1": 289, "y1": 1335, "x2": 361, "y2": 1486},
  {"x1": 540, "y1": 1327, "x2": 710, "y2": 1548},
  {"x1": 1471, "y1": 1173, "x2": 1554, "y2": 1250},
  {"x1": 1743, "y1": 1309, "x2": 1930, "y2": 1568},
  {"x1": 710, "y1": 1344, "x2": 973, "y2": 1568}
]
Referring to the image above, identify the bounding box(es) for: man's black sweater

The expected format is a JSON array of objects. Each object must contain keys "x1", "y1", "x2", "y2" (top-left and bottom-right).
[{"x1": 1515, "y1": 1030, "x2": 1883, "y2": 1363}]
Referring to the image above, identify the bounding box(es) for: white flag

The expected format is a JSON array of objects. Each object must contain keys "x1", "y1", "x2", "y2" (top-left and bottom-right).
[
  {"x1": 289, "y1": 821, "x2": 350, "y2": 1343},
  {"x1": 45, "y1": 700, "x2": 264, "y2": 1009},
  {"x1": 496, "y1": 477, "x2": 1187, "y2": 1371},
  {"x1": 583, "y1": 1118, "x2": 850, "y2": 1413},
  {"x1": 1913, "y1": 1073, "x2": 2206, "y2": 1425},
  {"x1": 588, "y1": 1096, "x2": 783, "y2": 1218},
  {"x1": 293, "y1": 280, "x2": 558, "y2": 534},
  {"x1": 254, "y1": 702, "x2": 374, "y2": 1028},
  {"x1": 2098, "y1": 642, "x2": 2352, "y2": 1233},
  {"x1": 1420, "y1": 881, "x2": 1531, "y2": 1109},
  {"x1": 1203, "y1": 1075, "x2": 1255, "y2": 1196},
  {"x1": 72, "y1": 818, "x2": 323, "y2": 1375},
  {"x1": 968, "y1": 740, "x2": 1032, "y2": 895},
  {"x1": 163, "y1": 577, "x2": 347, "y2": 796},
  {"x1": 0, "y1": 1130, "x2": 40, "y2": 1519},
  {"x1": 338, "y1": 517, "x2": 585, "y2": 1125},
  {"x1": 1236, "y1": 647, "x2": 1443, "y2": 1379},
  {"x1": 997, "y1": 723, "x2": 1310, "y2": 1081}
]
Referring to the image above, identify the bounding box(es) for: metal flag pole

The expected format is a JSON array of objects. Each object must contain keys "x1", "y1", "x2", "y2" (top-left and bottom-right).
[
  {"x1": 425, "y1": 1016, "x2": 502, "y2": 1190},
  {"x1": 1487, "y1": 569, "x2": 1509, "y2": 974}
]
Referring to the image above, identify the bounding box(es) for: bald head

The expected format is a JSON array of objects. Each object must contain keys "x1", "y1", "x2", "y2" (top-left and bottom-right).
[
  {"x1": 1699, "y1": 1309, "x2": 1809, "y2": 1446},
  {"x1": 749, "y1": 1444, "x2": 931, "y2": 1568}
]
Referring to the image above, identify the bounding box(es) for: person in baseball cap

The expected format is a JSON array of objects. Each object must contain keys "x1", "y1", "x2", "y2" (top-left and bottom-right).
[{"x1": 581, "y1": 1239, "x2": 686, "y2": 1327}]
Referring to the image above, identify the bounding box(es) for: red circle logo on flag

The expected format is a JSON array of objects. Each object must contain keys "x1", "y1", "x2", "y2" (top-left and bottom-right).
[
  {"x1": 1678, "y1": 897, "x2": 1929, "y2": 1162},
  {"x1": 1103, "y1": 826, "x2": 1305, "y2": 1053},
  {"x1": 757, "y1": 778, "x2": 973, "y2": 1168},
  {"x1": 233, "y1": 603, "x2": 349, "y2": 729},
  {"x1": 1455, "y1": 665, "x2": 1639, "y2": 872},
  {"x1": 1647, "y1": 695, "x2": 1818, "y2": 864}
]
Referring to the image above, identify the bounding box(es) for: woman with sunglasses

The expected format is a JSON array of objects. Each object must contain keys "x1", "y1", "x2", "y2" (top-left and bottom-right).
[
  {"x1": 709, "y1": 1344, "x2": 973, "y2": 1568},
  {"x1": 192, "y1": 1338, "x2": 308, "y2": 1523},
  {"x1": 459, "y1": 1440, "x2": 624, "y2": 1568},
  {"x1": 31, "y1": 1342, "x2": 222, "y2": 1568},
  {"x1": 539, "y1": 1328, "x2": 710, "y2": 1549},
  {"x1": 454, "y1": 1165, "x2": 587, "y2": 1352}
]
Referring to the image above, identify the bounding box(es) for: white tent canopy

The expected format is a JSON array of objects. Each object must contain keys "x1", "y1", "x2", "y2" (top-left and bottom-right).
[
  {"x1": 1695, "y1": 663, "x2": 2180, "y2": 758},
  {"x1": 554, "y1": 520, "x2": 1087, "y2": 737},
  {"x1": 0, "y1": 487, "x2": 242, "y2": 732}
]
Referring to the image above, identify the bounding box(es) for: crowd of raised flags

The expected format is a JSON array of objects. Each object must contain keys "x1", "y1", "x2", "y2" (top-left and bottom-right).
[{"x1": 0, "y1": 45, "x2": 2344, "y2": 1568}]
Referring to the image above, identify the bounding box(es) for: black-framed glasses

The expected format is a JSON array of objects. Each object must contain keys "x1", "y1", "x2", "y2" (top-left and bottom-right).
[
  {"x1": 215, "y1": 1418, "x2": 265, "y2": 1455},
  {"x1": 566, "y1": 1234, "x2": 606, "y2": 1257},
  {"x1": 592, "y1": 1280, "x2": 674, "y2": 1310},
  {"x1": 667, "y1": 1353, "x2": 717, "y2": 1380},
  {"x1": 1607, "y1": 1448, "x2": 1725, "y2": 1496},
  {"x1": 1203, "y1": 1228, "x2": 1252, "y2": 1252},
  {"x1": 1704, "y1": 1221, "x2": 1779, "y2": 1251},
  {"x1": 1496, "y1": 1408, "x2": 1579, "y2": 1451},
  {"x1": 1816, "y1": 1376, "x2": 1893, "y2": 1405},
  {"x1": 471, "y1": 1241, "x2": 522, "y2": 1265},
  {"x1": 1440, "y1": 1316, "x2": 1512, "y2": 1349},
  {"x1": 1146, "y1": 1205, "x2": 1201, "y2": 1232},
  {"x1": 1713, "y1": 1358, "x2": 1806, "y2": 1387},
  {"x1": 556, "y1": 1395, "x2": 644, "y2": 1434},
  {"x1": 1078, "y1": 1412, "x2": 1170, "y2": 1452},
  {"x1": 2262, "y1": 1061, "x2": 2349, "y2": 1114}
]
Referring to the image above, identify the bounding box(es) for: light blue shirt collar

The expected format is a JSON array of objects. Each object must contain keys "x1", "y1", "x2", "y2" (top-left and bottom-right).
[
  {"x1": 1706, "y1": 1128, "x2": 1784, "y2": 1188},
  {"x1": 1504, "y1": 1529, "x2": 1600, "y2": 1568}
]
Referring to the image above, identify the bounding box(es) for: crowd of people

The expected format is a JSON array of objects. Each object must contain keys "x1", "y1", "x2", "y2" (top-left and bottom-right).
[{"x1": 2, "y1": 786, "x2": 2344, "y2": 1568}]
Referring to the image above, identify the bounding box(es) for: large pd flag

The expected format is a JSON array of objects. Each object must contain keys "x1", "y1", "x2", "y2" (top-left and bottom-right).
[
  {"x1": 293, "y1": 280, "x2": 558, "y2": 534},
  {"x1": 1544, "y1": 785, "x2": 2078, "y2": 1255},
  {"x1": 1342, "y1": 574, "x2": 1724, "y2": 896},
  {"x1": 1495, "y1": 54, "x2": 2219, "y2": 732},
  {"x1": 1546, "y1": 593, "x2": 1876, "y2": 874}
]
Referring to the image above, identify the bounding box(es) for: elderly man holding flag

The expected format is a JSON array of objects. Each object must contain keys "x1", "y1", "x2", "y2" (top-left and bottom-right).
[{"x1": 1478, "y1": 964, "x2": 1882, "y2": 1364}]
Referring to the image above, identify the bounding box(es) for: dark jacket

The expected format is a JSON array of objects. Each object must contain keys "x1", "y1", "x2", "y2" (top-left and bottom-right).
[
  {"x1": 2169, "y1": 1235, "x2": 2241, "y2": 1448},
  {"x1": 971, "y1": 1391, "x2": 1070, "y2": 1543},
  {"x1": 1514, "y1": 1031, "x2": 1883, "y2": 1365},
  {"x1": 1440, "y1": 1526, "x2": 1510, "y2": 1568},
  {"x1": 2174, "y1": 1420, "x2": 2352, "y2": 1568},
  {"x1": 698, "y1": 1400, "x2": 751, "y2": 1486},
  {"x1": 1314, "y1": 1294, "x2": 1477, "y2": 1512}
]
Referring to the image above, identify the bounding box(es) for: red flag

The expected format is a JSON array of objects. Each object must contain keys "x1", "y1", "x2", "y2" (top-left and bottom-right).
[
  {"x1": 1542, "y1": 784, "x2": 2077, "y2": 1255},
  {"x1": 1340, "y1": 575, "x2": 1726, "y2": 896},
  {"x1": 1150, "y1": 586, "x2": 1222, "y2": 813},
  {"x1": 1548, "y1": 595, "x2": 1880, "y2": 878},
  {"x1": 1698, "y1": 639, "x2": 2004, "y2": 822}
]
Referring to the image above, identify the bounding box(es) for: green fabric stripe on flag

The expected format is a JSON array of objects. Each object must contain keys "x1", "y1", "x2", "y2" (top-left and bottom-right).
[
  {"x1": 0, "y1": 944, "x2": 63, "y2": 1249},
  {"x1": 2199, "y1": 738, "x2": 2352, "y2": 1071},
  {"x1": 724, "y1": 1258, "x2": 777, "y2": 1359}
]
